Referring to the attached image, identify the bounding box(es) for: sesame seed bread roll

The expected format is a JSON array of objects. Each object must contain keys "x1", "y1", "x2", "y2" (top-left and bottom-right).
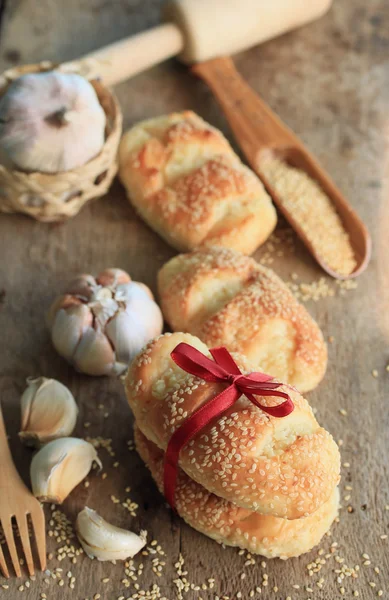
[
  {"x1": 158, "y1": 247, "x2": 327, "y2": 393},
  {"x1": 118, "y1": 111, "x2": 277, "y2": 254},
  {"x1": 125, "y1": 332, "x2": 340, "y2": 520},
  {"x1": 135, "y1": 426, "x2": 339, "y2": 559}
]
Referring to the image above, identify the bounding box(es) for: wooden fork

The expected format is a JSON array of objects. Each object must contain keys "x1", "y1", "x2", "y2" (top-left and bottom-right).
[{"x1": 0, "y1": 402, "x2": 46, "y2": 577}]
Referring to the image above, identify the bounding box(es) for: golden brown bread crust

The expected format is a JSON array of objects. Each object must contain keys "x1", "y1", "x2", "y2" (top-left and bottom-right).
[
  {"x1": 158, "y1": 247, "x2": 328, "y2": 393},
  {"x1": 135, "y1": 426, "x2": 339, "y2": 559},
  {"x1": 118, "y1": 111, "x2": 277, "y2": 254},
  {"x1": 125, "y1": 333, "x2": 340, "y2": 520}
]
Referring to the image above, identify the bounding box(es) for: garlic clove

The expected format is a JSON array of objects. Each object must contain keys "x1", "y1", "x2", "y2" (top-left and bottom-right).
[
  {"x1": 106, "y1": 284, "x2": 163, "y2": 365},
  {"x1": 76, "y1": 507, "x2": 146, "y2": 561},
  {"x1": 125, "y1": 283, "x2": 163, "y2": 340},
  {"x1": 134, "y1": 281, "x2": 154, "y2": 300},
  {"x1": 97, "y1": 268, "x2": 131, "y2": 287},
  {"x1": 30, "y1": 438, "x2": 101, "y2": 504},
  {"x1": 66, "y1": 274, "x2": 97, "y2": 301},
  {"x1": 51, "y1": 304, "x2": 93, "y2": 361},
  {"x1": 19, "y1": 377, "x2": 78, "y2": 447},
  {"x1": 72, "y1": 327, "x2": 115, "y2": 376},
  {"x1": 105, "y1": 310, "x2": 140, "y2": 365},
  {"x1": 114, "y1": 283, "x2": 137, "y2": 302},
  {"x1": 47, "y1": 294, "x2": 82, "y2": 328}
]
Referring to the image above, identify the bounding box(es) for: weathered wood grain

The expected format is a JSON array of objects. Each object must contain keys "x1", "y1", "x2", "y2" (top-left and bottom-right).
[{"x1": 0, "y1": 1, "x2": 388, "y2": 598}]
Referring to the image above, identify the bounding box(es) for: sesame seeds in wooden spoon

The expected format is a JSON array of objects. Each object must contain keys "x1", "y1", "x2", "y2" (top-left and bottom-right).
[{"x1": 192, "y1": 56, "x2": 371, "y2": 279}]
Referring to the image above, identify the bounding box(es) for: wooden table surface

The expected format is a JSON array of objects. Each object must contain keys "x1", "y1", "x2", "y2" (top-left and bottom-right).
[{"x1": 0, "y1": 1, "x2": 388, "y2": 599}]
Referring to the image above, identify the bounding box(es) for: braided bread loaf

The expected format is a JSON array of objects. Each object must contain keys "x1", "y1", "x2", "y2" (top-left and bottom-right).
[
  {"x1": 135, "y1": 426, "x2": 339, "y2": 559},
  {"x1": 125, "y1": 332, "x2": 340, "y2": 520},
  {"x1": 158, "y1": 247, "x2": 327, "y2": 393},
  {"x1": 118, "y1": 111, "x2": 277, "y2": 254}
]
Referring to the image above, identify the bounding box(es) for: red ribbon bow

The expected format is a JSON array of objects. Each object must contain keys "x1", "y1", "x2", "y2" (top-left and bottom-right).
[{"x1": 164, "y1": 342, "x2": 294, "y2": 509}]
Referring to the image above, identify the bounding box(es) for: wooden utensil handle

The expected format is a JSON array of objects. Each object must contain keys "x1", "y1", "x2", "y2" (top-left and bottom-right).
[
  {"x1": 192, "y1": 56, "x2": 371, "y2": 280},
  {"x1": 192, "y1": 56, "x2": 297, "y2": 165},
  {"x1": 63, "y1": 23, "x2": 184, "y2": 87},
  {"x1": 0, "y1": 403, "x2": 22, "y2": 482}
]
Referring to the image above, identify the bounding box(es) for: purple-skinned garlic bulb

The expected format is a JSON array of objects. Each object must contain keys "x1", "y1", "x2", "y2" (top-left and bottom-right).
[{"x1": 48, "y1": 268, "x2": 163, "y2": 376}]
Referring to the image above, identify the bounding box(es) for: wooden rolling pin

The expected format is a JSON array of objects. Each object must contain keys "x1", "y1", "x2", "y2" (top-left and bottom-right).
[
  {"x1": 66, "y1": 0, "x2": 334, "y2": 86},
  {"x1": 61, "y1": 0, "x2": 370, "y2": 278}
]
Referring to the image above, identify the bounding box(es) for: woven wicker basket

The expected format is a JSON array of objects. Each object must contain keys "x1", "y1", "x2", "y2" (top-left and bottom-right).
[{"x1": 0, "y1": 62, "x2": 122, "y2": 222}]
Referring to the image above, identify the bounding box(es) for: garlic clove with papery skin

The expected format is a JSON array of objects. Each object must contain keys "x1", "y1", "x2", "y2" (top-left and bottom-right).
[
  {"x1": 30, "y1": 438, "x2": 102, "y2": 504},
  {"x1": 76, "y1": 507, "x2": 146, "y2": 561},
  {"x1": 96, "y1": 268, "x2": 131, "y2": 287},
  {"x1": 66, "y1": 274, "x2": 97, "y2": 301},
  {"x1": 73, "y1": 327, "x2": 116, "y2": 376},
  {"x1": 19, "y1": 377, "x2": 78, "y2": 447},
  {"x1": 105, "y1": 284, "x2": 163, "y2": 365},
  {"x1": 47, "y1": 294, "x2": 83, "y2": 329},
  {"x1": 51, "y1": 304, "x2": 93, "y2": 361},
  {"x1": 0, "y1": 71, "x2": 106, "y2": 173}
]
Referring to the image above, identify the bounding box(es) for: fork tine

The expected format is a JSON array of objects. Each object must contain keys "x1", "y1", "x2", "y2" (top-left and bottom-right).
[
  {"x1": 16, "y1": 514, "x2": 34, "y2": 577},
  {"x1": 0, "y1": 541, "x2": 9, "y2": 578},
  {"x1": 30, "y1": 506, "x2": 46, "y2": 572},
  {"x1": 1, "y1": 519, "x2": 21, "y2": 577}
]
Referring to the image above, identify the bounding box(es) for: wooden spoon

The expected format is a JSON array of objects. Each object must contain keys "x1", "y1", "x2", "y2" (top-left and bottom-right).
[{"x1": 192, "y1": 56, "x2": 371, "y2": 280}]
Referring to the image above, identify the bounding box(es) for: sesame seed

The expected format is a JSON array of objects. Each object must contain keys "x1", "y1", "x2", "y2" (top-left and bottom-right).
[{"x1": 259, "y1": 156, "x2": 356, "y2": 275}]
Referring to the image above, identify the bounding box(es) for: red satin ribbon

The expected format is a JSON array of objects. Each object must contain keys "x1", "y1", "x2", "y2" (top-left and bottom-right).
[{"x1": 163, "y1": 342, "x2": 294, "y2": 509}]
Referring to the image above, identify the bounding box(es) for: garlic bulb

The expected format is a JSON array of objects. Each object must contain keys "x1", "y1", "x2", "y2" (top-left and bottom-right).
[
  {"x1": 0, "y1": 71, "x2": 106, "y2": 173},
  {"x1": 30, "y1": 437, "x2": 102, "y2": 504},
  {"x1": 76, "y1": 507, "x2": 146, "y2": 561},
  {"x1": 48, "y1": 268, "x2": 163, "y2": 376},
  {"x1": 19, "y1": 377, "x2": 78, "y2": 447}
]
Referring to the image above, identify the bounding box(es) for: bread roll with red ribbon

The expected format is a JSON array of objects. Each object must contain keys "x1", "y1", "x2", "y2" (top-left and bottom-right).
[
  {"x1": 125, "y1": 332, "x2": 340, "y2": 520},
  {"x1": 118, "y1": 111, "x2": 277, "y2": 254},
  {"x1": 135, "y1": 426, "x2": 339, "y2": 559},
  {"x1": 158, "y1": 247, "x2": 327, "y2": 393}
]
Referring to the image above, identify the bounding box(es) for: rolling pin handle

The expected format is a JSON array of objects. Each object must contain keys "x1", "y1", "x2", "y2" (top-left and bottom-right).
[{"x1": 63, "y1": 23, "x2": 185, "y2": 87}]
